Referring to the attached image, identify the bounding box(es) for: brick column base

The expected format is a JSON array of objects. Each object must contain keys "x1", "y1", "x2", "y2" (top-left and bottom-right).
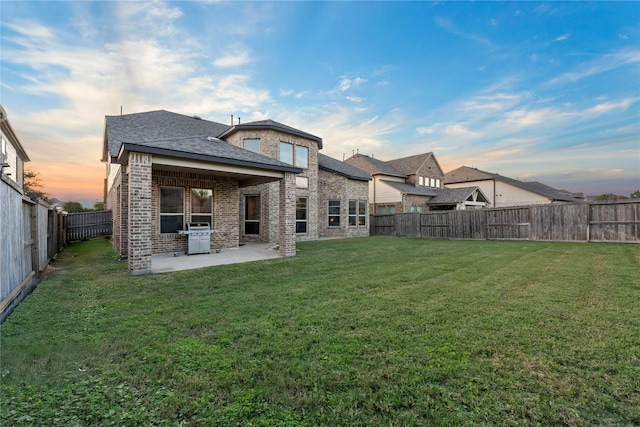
[{"x1": 279, "y1": 172, "x2": 296, "y2": 257}]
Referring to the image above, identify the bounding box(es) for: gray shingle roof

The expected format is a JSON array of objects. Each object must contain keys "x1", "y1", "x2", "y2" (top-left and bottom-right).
[
  {"x1": 386, "y1": 152, "x2": 434, "y2": 175},
  {"x1": 344, "y1": 154, "x2": 406, "y2": 178},
  {"x1": 104, "y1": 110, "x2": 230, "y2": 161},
  {"x1": 381, "y1": 180, "x2": 487, "y2": 204},
  {"x1": 118, "y1": 136, "x2": 302, "y2": 173},
  {"x1": 445, "y1": 166, "x2": 582, "y2": 203},
  {"x1": 219, "y1": 119, "x2": 323, "y2": 148},
  {"x1": 318, "y1": 153, "x2": 371, "y2": 181},
  {"x1": 380, "y1": 180, "x2": 441, "y2": 196}
]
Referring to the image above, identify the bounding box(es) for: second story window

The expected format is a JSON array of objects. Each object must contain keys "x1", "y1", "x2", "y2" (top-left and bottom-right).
[
  {"x1": 280, "y1": 142, "x2": 309, "y2": 168},
  {"x1": 243, "y1": 138, "x2": 260, "y2": 154}
]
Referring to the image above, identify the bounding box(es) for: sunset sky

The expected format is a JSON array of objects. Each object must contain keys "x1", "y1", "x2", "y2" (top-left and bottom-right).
[{"x1": 1, "y1": 1, "x2": 639, "y2": 207}]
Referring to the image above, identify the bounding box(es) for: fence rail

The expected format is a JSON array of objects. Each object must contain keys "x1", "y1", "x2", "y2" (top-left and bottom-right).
[
  {"x1": 370, "y1": 201, "x2": 639, "y2": 243},
  {"x1": 66, "y1": 210, "x2": 112, "y2": 241}
]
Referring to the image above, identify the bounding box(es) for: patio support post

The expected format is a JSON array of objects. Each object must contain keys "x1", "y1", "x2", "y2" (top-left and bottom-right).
[
  {"x1": 127, "y1": 152, "x2": 153, "y2": 275},
  {"x1": 278, "y1": 172, "x2": 296, "y2": 257}
]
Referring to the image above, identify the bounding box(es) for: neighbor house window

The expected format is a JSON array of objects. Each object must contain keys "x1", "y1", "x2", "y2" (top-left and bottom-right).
[
  {"x1": 280, "y1": 142, "x2": 294, "y2": 165},
  {"x1": 419, "y1": 176, "x2": 424, "y2": 186},
  {"x1": 435, "y1": 178, "x2": 441, "y2": 188},
  {"x1": 1, "y1": 135, "x2": 6, "y2": 163},
  {"x1": 296, "y1": 197, "x2": 308, "y2": 234},
  {"x1": 244, "y1": 195, "x2": 260, "y2": 235},
  {"x1": 328, "y1": 200, "x2": 340, "y2": 227},
  {"x1": 349, "y1": 200, "x2": 367, "y2": 226},
  {"x1": 296, "y1": 176, "x2": 309, "y2": 188},
  {"x1": 243, "y1": 138, "x2": 260, "y2": 154},
  {"x1": 430, "y1": 178, "x2": 436, "y2": 187},
  {"x1": 160, "y1": 187, "x2": 184, "y2": 233},
  {"x1": 191, "y1": 188, "x2": 213, "y2": 226}
]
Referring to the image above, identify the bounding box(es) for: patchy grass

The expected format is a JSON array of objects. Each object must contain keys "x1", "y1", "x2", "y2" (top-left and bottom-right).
[{"x1": 1, "y1": 237, "x2": 639, "y2": 426}]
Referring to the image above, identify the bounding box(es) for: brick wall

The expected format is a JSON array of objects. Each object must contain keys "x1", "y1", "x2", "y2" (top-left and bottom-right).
[
  {"x1": 318, "y1": 169, "x2": 370, "y2": 238},
  {"x1": 151, "y1": 169, "x2": 239, "y2": 255},
  {"x1": 226, "y1": 129, "x2": 320, "y2": 242}
]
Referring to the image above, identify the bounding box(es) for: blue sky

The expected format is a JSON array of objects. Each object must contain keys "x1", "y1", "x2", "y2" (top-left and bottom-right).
[{"x1": 1, "y1": 1, "x2": 639, "y2": 205}]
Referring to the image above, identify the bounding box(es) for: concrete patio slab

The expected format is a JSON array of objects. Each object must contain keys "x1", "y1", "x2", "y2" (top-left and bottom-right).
[{"x1": 151, "y1": 243, "x2": 281, "y2": 273}]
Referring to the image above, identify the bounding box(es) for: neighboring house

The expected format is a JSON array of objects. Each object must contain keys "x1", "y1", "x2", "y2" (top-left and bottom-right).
[
  {"x1": 444, "y1": 166, "x2": 584, "y2": 208},
  {"x1": 345, "y1": 152, "x2": 488, "y2": 213},
  {"x1": 101, "y1": 110, "x2": 370, "y2": 274},
  {"x1": 0, "y1": 105, "x2": 29, "y2": 192}
]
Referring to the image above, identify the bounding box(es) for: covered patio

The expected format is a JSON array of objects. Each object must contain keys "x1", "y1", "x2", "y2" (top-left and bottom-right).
[{"x1": 151, "y1": 242, "x2": 282, "y2": 273}]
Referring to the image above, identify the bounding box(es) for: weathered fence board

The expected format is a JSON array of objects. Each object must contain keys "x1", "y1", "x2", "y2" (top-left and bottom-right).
[
  {"x1": 589, "y1": 201, "x2": 640, "y2": 242},
  {"x1": 486, "y1": 207, "x2": 530, "y2": 240},
  {"x1": 421, "y1": 212, "x2": 449, "y2": 238},
  {"x1": 370, "y1": 201, "x2": 639, "y2": 243},
  {"x1": 66, "y1": 210, "x2": 112, "y2": 241}
]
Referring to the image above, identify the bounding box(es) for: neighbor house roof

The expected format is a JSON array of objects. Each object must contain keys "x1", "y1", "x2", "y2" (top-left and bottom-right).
[
  {"x1": 386, "y1": 152, "x2": 439, "y2": 176},
  {"x1": 318, "y1": 153, "x2": 371, "y2": 181},
  {"x1": 428, "y1": 187, "x2": 487, "y2": 205},
  {"x1": 103, "y1": 110, "x2": 230, "y2": 162},
  {"x1": 116, "y1": 135, "x2": 302, "y2": 174},
  {"x1": 381, "y1": 180, "x2": 489, "y2": 205},
  {"x1": 445, "y1": 166, "x2": 581, "y2": 203},
  {"x1": 344, "y1": 154, "x2": 406, "y2": 178},
  {"x1": 219, "y1": 119, "x2": 323, "y2": 148},
  {"x1": 380, "y1": 180, "x2": 441, "y2": 197}
]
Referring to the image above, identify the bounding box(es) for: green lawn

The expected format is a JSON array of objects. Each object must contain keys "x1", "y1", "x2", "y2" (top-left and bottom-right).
[{"x1": 1, "y1": 237, "x2": 639, "y2": 426}]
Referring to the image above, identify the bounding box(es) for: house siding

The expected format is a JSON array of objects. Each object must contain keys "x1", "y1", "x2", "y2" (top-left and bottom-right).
[{"x1": 446, "y1": 180, "x2": 550, "y2": 208}]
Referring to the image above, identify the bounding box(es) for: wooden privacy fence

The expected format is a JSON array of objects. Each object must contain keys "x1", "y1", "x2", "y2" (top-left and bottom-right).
[
  {"x1": 1, "y1": 178, "x2": 67, "y2": 322},
  {"x1": 370, "y1": 201, "x2": 639, "y2": 243},
  {"x1": 66, "y1": 210, "x2": 112, "y2": 241}
]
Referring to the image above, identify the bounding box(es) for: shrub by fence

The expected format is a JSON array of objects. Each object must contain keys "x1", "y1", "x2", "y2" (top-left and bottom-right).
[
  {"x1": 66, "y1": 210, "x2": 112, "y2": 241},
  {"x1": 370, "y1": 201, "x2": 639, "y2": 243}
]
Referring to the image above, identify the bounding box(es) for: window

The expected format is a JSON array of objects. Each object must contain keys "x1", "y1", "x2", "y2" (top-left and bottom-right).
[
  {"x1": 244, "y1": 195, "x2": 260, "y2": 235},
  {"x1": 296, "y1": 197, "x2": 307, "y2": 234},
  {"x1": 280, "y1": 142, "x2": 293, "y2": 165},
  {"x1": 280, "y1": 141, "x2": 308, "y2": 168},
  {"x1": 378, "y1": 206, "x2": 387, "y2": 215},
  {"x1": 328, "y1": 200, "x2": 340, "y2": 227},
  {"x1": 243, "y1": 138, "x2": 260, "y2": 154},
  {"x1": 1, "y1": 135, "x2": 6, "y2": 163},
  {"x1": 419, "y1": 176, "x2": 424, "y2": 186},
  {"x1": 349, "y1": 200, "x2": 367, "y2": 226},
  {"x1": 191, "y1": 188, "x2": 213, "y2": 225},
  {"x1": 435, "y1": 178, "x2": 441, "y2": 188},
  {"x1": 296, "y1": 176, "x2": 308, "y2": 188},
  {"x1": 295, "y1": 145, "x2": 308, "y2": 168},
  {"x1": 160, "y1": 187, "x2": 184, "y2": 233},
  {"x1": 430, "y1": 178, "x2": 436, "y2": 187}
]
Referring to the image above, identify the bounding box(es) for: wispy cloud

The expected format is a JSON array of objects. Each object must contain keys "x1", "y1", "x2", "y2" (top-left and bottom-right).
[
  {"x1": 435, "y1": 17, "x2": 493, "y2": 47},
  {"x1": 213, "y1": 45, "x2": 253, "y2": 68},
  {"x1": 549, "y1": 48, "x2": 640, "y2": 84}
]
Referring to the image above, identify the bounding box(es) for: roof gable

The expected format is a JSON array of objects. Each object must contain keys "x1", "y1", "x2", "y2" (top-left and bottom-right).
[
  {"x1": 218, "y1": 119, "x2": 323, "y2": 148},
  {"x1": 387, "y1": 152, "x2": 436, "y2": 176}
]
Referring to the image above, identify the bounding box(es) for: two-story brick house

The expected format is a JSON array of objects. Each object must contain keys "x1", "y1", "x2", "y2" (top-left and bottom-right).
[
  {"x1": 1, "y1": 105, "x2": 29, "y2": 193},
  {"x1": 102, "y1": 110, "x2": 371, "y2": 274},
  {"x1": 345, "y1": 152, "x2": 489, "y2": 213}
]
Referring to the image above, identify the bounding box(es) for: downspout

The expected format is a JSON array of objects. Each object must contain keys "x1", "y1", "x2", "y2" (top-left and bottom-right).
[{"x1": 493, "y1": 179, "x2": 496, "y2": 207}]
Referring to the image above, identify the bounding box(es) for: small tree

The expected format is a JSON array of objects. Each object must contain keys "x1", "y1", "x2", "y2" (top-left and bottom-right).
[
  {"x1": 63, "y1": 201, "x2": 86, "y2": 213},
  {"x1": 93, "y1": 201, "x2": 105, "y2": 211},
  {"x1": 631, "y1": 190, "x2": 640, "y2": 199},
  {"x1": 24, "y1": 168, "x2": 49, "y2": 202}
]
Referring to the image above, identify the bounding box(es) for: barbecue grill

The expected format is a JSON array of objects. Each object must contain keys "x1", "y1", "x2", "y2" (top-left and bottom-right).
[{"x1": 178, "y1": 223, "x2": 216, "y2": 255}]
